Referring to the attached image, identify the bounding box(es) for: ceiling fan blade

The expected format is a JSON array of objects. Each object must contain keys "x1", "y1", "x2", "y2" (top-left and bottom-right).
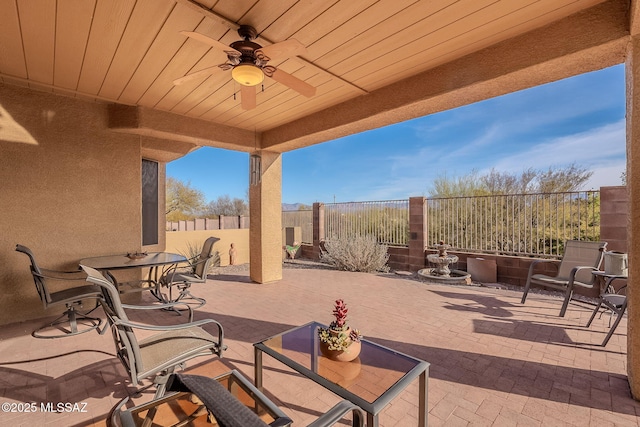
[
  {"x1": 241, "y1": 85, "x2": 256, "y2": 110},
  {"x1": 270, "y1": 68, "x2": 316, "y2": 98},
  {"x1": 256, "y1": 39, "x2": 307, "y2": 61},
  {"x1": 180, "y1": 31, "x2": 241, "y2": 57}
]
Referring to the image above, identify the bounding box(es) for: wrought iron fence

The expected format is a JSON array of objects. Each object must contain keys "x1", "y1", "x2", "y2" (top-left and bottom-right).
[
  {"x1": 282, "y1": 210, "x2": 313, "y2": 244},
  {"x1": 427, "y1": 191, "x2": 600, "y2": 257},
  {"x1": 324, "y1": 200, "x2": 410, "y2": 246}
]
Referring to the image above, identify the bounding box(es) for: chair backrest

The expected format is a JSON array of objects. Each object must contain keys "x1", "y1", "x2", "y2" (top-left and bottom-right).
[
  {"x1": 557, "y1": 240, "x2": 607, "y2": 283},
  {"x1": 80, "y1": 265, "x2": 144, "y2": 383},
  {"x1": 16, "y1": 244, "x2": 51, "y2": 306},
  {"x1": 194, "y1": 237, "x2": 219, "y2": 278}
]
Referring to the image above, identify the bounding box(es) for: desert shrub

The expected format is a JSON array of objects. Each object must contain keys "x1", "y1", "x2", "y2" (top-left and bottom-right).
[
  {"x1": 320, "y1": 234, "x2": 390, "y2": 273},
  {"x1": 181, "y1": 240, "x2": 221, "y2": 274}
]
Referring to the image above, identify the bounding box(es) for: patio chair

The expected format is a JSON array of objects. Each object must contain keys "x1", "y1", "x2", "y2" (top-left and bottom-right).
[
  {"x1": 520, "y1": 240, "x2": 607, "y2": 317},
  {"x1": 586, "y1": 276, "x2": 627, "y2": 346},
  {"x1": 80, "y1": 265, "x2": 226, "y2": 400},
  {"x1": 116, "y1": 370, "x2": 365, "y2": 427},
  {"x1": 157, "y1": 236, "x2": 220, "y2": 308},
  {"x1": 15, "y1": 244, "x2": 103, "y2": 339}
]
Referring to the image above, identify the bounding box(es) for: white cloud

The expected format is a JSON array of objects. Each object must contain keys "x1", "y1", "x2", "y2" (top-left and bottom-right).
[{"x1": 488, "y1": 120, "x2": 625, "y2": 177}]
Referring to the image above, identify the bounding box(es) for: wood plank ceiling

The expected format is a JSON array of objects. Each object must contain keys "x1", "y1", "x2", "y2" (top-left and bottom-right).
[{"x1": 0, "y1": 0, "x2": 612, "y2": 137}]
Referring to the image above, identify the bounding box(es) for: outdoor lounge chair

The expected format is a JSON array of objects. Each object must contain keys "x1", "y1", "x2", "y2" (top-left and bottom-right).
[
  {"x1": 80, "y1": 265, "x2": 226, "y2": 400},
  {"x1": 157, "y1": 236, "x2": 219, "y2": 308},
  {"x1": 520, "y1": 240, "x2": 607, "y2": 317},
  {"x1": 116, "y1": 370, "x2": 365, "y2": 427},
  {"x1": 16, "y1": 244, "x2": 102, "y2": 339},
  {"x1": 586, "y1": 276, "x2": 627, "y2": 346}
]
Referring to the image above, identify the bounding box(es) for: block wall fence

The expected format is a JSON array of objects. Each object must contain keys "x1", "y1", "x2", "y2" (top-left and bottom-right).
[{"x1": 300, "y1": 186, "x2": 627, "y2": 297}]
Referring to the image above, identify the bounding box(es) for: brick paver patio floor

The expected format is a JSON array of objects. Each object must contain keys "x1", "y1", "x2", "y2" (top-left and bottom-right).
[{"x1": 0, "y1": 265, "x2": 637, "y2": 426}]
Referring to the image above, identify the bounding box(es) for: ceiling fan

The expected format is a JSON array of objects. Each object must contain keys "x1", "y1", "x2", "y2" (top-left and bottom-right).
[{"x1": 173, "y1": 25, "x2": 316, "y2": 110}]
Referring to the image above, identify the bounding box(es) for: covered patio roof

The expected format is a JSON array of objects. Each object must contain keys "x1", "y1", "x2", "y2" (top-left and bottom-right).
[{"x1": 0, "y1": 0, "x2": 632, "y2": 158}]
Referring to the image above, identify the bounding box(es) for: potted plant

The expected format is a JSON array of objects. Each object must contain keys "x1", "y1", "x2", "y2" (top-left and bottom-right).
[{"x1": 318, "y1": 299, "x2": 362, "y2": 362}]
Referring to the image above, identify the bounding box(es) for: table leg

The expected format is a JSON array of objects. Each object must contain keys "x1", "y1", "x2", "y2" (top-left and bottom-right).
[
  {"x1": 419, "y1": 370, "x2": 428, "y2": 427},
  {"x1": 254, "y1": 347, "x2": 263, "y2": 390},
  {"x1": 367, "y1": 412, "x2": 377, "y2": 427}
]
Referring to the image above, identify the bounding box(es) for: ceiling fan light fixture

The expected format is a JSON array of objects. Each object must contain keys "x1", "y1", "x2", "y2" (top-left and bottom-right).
[{"x1": 232, "y1": 64, "x2": 264, "y2": 86}]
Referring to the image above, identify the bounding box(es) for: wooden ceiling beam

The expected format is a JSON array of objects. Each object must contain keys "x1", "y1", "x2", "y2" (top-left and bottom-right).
[{"x1": 108, "y1": 104, "x2": 258, "y2": 152}]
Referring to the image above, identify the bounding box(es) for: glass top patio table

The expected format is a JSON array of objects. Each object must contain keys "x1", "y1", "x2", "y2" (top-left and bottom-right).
[
  {"x1": 79, "y1": 252, "x2": 186, "y2": 270},
  {"x1": 79, "y1": 252, "x2": 187, "y2": 295},
  {"x1": 253, "y1": 321, "x2": 429, "y2": 427}
]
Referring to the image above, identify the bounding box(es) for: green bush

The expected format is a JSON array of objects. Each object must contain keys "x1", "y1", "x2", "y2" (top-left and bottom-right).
[{"x1": 320, "y1": 234, "x2": 390, "y2": 273}]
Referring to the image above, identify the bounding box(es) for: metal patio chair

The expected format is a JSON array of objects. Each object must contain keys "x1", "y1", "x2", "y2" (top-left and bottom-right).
[
  {"x1": 16, "y1": 244, "x2": 102, "y2": 338},
  {"x1": 586, "y1": 276, "x2": 628, "y2": 346},
  {"x1": 80, "y1": 265, "x2": 226, "y2": 402},
  {"x1": 157, "y1": 236, "x2": 220, "y2": 308},
  {"x1": 116, "y1": 370, "x2": 365, "y2": 427},
  {"x1": 520, "y1": 240, "x2": 607, "y2": 317}
]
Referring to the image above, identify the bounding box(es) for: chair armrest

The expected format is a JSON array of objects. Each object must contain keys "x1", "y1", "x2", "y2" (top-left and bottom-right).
[
  {"x1": 526, "y1": 259, "x2": 557, "y2": 277},
  {"x1": 113, "y1": 317, "x2": 223, "y2": 339},
  {"x1": 307, "y1": 400, "x2": 365, "y2": 427},
  {"x1": 162, "y1": 255, "x2": 212, "y2": 284},
  {"x1": 34, "y1": 270, "x2": 87, "y2": 281},
  {"x1": 568, "y1": 266, "x2": 598, "y2": 282},
  {"x1": 121, "y1": 302, "x2": 194, "y2": 321},
  {"x1": 123, "y1": 318, "x2": 224, "y2": 354}
]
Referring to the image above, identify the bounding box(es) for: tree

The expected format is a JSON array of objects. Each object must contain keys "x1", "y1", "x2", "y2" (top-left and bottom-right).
[
  {"x1": 429, "y1": 170, "x2": 488, "y2": 198},
  {"x1": 535, "y1": 164, "x2": 592, "y2": 193},
  {"x1": 428, "y1": 164, "x2": 593, "y2": 197},
  {"x1": 205, "y1": 195, "x2": 248, "y2": 216},
  {"x1": 479, "y1": 168, "x2": 537, "y2": 194},
  {"x1": 166, "y1": 177, "x2": 205, "y2": 221},
  {"x1": 426, "y1": 164, "x2": 598, "y2": 256}
]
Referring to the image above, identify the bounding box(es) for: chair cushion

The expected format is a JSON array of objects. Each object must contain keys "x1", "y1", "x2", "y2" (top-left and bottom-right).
[
  {"x1": 167, "y1": 373, "x2": 269, "y2": 427},
  {"x1": 137, "y1": 326, "x2": 219, "y2": 379},
  {"x1": 49, "y1": 284, "x2": 103, "y2": 305},
  {"x1": 171, "y1": 272, "x2": 205, "y2": 283},
  {"x1": 602, "y1": 294, "x2": 626, "y2": 308},
  {"x1": 530, "y1": 274, "x2": 591, "y2": 289}
]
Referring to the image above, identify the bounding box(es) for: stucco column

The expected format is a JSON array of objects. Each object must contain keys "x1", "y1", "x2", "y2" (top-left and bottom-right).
[
  {"x1": 249, "y1": 150, "x2": 283, "y2": 283},
  {"x1": 626, "y1": 35, "x2": 640, "y2": 399}
]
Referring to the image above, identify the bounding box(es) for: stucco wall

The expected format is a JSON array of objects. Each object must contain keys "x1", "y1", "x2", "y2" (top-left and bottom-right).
[{"x1": 0, "y1": 84, "x2": 162, "y2": 325}]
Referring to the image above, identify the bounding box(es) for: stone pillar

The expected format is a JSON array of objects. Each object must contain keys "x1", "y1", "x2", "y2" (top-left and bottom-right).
[
  {"x1": 626, "y1": 36, "x2": 640, "y2": 399},
  {"x1": 312, "y1": 202, "x2": 325, "y2": 260},
  {"x1": 408, "y1": 197, "x2": 427, "y2": 271},
  {"x1": 249, "y1": 151, "x2": 283, "y2": 283},
  {"x1": 600, "y1": 186, "x2": 628, "y2": 253}
]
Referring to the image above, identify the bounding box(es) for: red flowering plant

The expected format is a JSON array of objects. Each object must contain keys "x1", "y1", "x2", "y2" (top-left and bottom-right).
[{"x1": 318, "y1": 299, "x2": 362, "y2": 351}]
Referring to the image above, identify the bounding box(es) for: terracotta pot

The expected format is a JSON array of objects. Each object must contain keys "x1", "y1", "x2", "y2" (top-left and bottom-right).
[
  {"x1": 319, "y1": 327, "x2": 362, "y2": 362},
  {"x1": 318, "y1": 356, "x2": 362, "y2": 386}
]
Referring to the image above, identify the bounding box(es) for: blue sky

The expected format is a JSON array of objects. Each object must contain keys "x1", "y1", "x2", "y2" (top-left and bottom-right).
[{"x1": 167, "y1": 64, "x2": 626, "y2": 205}]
